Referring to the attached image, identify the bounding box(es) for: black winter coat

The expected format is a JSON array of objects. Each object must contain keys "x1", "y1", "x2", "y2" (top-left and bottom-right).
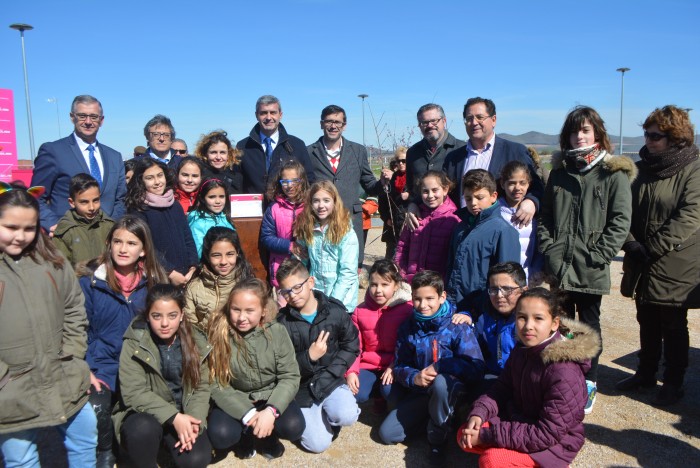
[{"x1": 276, "y1": 291, "x2": 359, "y2": 407}]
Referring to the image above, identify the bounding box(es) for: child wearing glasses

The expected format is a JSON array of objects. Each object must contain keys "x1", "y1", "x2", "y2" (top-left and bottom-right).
[
  {"x1": 538, "y1": 105, "x2": 634, "y2": 414},
  {"x1": 184, "y1": 227, "x2": 253, "y2": 331},
  {"x1": 261, "y1": 160, "x2": 309, "y2": 303},
  {"x1": 446, "y1": 170, "x2": 520, "y2": 319},
  {"x1": 275, "y1": 258, "x2": 360, "y2": 454}
]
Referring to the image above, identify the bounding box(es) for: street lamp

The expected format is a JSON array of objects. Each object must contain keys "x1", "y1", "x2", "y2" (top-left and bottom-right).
[
  {"x1": 616, "y1": 67, "x2": 630, "y2": 154},
  {"x1": 358, "y1": 94, "x2": 368, "y2": 148},
  {"x1": 9, "y1": 23, "x2": 36, "y2": 160},
  {"x1": 47, "y1": 98, "x2": 62, "y2": 138}
]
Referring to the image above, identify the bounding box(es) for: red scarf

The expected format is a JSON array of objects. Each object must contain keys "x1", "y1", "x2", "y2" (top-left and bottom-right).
[
  {"x1": 393, "y1": 171, "x2": 407, "y2": 193},
  {"x1": 114, "y1": 267, "x2": 143, "y2": 298}
]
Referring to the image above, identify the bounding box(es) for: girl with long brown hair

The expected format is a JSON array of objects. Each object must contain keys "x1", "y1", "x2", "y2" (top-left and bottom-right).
[{"x1": 113, "y1": 284, "x2": 212, "y2": 467}]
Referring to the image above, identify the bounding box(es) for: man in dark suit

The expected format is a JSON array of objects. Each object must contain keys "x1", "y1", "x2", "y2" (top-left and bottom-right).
[
  {"x1": 442, "y1": 97, "x2": 544, "y2": 225},
  {"x1": 140, "y1": 114, "x2": 182, "y2": 171},
  {"x1": 308, "y1": 105, "x2": 385, "y2": 266},
  {"x1": 405, "y1": 103, "x2": 465, "y2": 198},
  {"x1": 31, "y1": 95, "x2": 126, "y2": 234},
  {"x1": 236, "y1": 95, "x2": 316, "y2": 194}
]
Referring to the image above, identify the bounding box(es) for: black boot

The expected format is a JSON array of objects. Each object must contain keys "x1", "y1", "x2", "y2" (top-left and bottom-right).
[
  {"x1": 96, "y1": 449, "x2": 116, "y2": 468},
  {"x1": 651, "y1": 383, "x2": 684, "y2": 406},
  {"x1": 615, "y1": 373, "x2": 656, "y2": 392}
]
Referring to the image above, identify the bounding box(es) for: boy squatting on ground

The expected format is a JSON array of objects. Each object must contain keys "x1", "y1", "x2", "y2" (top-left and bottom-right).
[
  {"x1": 275, "y1": 258, "x2": 361, "y2": 453},
  {"x1": 52, "y1": 173, "x2": 115, "y2": 266},
  {"x1": 379, "y1": 270, "x2": 486, "y2": 465}
]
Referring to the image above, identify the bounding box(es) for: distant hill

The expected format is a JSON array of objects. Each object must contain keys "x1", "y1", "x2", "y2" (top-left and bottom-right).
[{"x1": 499, "y1": 131, "x2": 645, "y2": 154}]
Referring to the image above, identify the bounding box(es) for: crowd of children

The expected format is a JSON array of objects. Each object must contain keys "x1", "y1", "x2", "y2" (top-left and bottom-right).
[{"x1": 2, "y1": 102, "x2": 696, "y2": 468}]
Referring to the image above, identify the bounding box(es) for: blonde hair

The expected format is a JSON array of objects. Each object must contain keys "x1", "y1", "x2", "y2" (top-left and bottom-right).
[
  {"x1": 207, "y1": 278, "x2": 277, "y2": 386},
  {"x1": 294, "y1": 181, "x2": 351, "y2": 246}
]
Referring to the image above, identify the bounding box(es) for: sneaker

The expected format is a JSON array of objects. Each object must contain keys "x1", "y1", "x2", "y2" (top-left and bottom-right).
[
  {"x1": 615, "y1": 373, "x2": 656, "y2": 392},
  {"x1": 234, "y1": 433, "x2": 256, "y2": 459},
  {"x1": 651, "y1": 383, "x2": 684, "y2": 406},
  {"x1": 259, "y1": 435, "x2": 285, "y2": 460},
  {"x1": 584, "y1": 380, "x2": 597, "y2": 415},
  {"x1": 428, "y1": 443, "x2": 447, "y2": 466}
]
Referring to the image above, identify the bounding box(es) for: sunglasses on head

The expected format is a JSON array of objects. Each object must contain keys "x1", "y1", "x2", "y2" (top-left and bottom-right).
[{"x1": 644, "y1": 131, "x2": 667, "y2": 142}]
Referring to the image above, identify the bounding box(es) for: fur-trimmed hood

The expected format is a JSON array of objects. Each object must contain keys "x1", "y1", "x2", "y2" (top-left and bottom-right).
[
  {"x1": 551, "y1": 151, "x2": 638, "y2": 183},
  {"x1": 541, "y1": 317, "x2": 601, "y2": 365}
]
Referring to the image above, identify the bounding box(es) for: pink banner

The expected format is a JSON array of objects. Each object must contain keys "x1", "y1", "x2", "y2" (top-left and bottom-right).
[{"x1": 0, "y1": 89, "x2": 18, "y2": 182}]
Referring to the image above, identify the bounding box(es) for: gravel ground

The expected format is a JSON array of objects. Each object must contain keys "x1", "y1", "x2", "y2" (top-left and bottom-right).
[{"x1": 16, "y1": 228, "x2": 700, "y2": 467}]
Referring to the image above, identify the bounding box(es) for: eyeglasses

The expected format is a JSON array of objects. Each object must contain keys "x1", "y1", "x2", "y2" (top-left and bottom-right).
[
  {"x1": 278, "y1": 277, "x2": 310, "y2": 298},
  {"x1": 279, "y1": 178, "x2": 301, "y2": 186},
  {"x1": 397, "y1": 159, "x2": 407, "y2": 164},
  {"x1": 149, "y1": 132, "x2": 172, "y2": 140},
  {"x1": 322, "y1": 119, "x2": 345, "y2": 128},
  {"x1": 72, "y1": 113, "x2": 102, "y2": 121},
  {"x1": 644, "y1": 131, "x2": 667, "y2": 142},
  {"x1": 173, "y1": 149, "x2": 188, "y2": 155},
  {"x1": 464, "y1": 114, "x2": 492, "y2": 124},
  {"x1": 418, "y1": 118, "x2": 443, "y2": 127},
  {"x1": 487, "y1": 286, "x2": 522, "y2": 297}
]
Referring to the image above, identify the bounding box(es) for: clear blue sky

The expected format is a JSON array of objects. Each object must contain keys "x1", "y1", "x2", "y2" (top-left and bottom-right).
[{"x1": 4, "y1": 0, "x2": 699, "y2": 159}]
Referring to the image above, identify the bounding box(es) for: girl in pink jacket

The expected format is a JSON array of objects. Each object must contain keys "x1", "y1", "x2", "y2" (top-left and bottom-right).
[
  {"x1": 394, "y1": 171, "x2": 460, "y2": 282},
  {"x1": 261, "y1": 160, "x2": 309, "y2": 296},
  {"x1": 346, "y1": 259, "x2": 413, "y2": 406}
]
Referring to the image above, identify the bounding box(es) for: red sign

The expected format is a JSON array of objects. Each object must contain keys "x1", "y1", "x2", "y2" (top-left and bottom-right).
[{"x1": 0, "y1": 89, "x2": 18, "y2": 182}]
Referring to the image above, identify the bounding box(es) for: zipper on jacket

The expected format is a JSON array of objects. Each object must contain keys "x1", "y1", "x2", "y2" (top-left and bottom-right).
[{"x1": 594, "y1": 186, "x2": 604, "y2": 210}]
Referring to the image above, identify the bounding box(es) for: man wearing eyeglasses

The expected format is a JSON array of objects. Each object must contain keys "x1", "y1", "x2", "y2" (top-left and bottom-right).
[
  {"x1": 405, "y1": 103, "x2": 465, "y2": 198},
  {"x1": 235, "y1": 95, "x2": 316, "y2": 194},
  {"x1": 308, "y1": 105, "x2": 385, "y2": 267},
  {"x1": 443, "y1": 97, "x2": 544, "y2": 227},
  {"x1": 140, "y1": 114, "x2": 183, "y2": 170},
  {"x1": 31, "y1": 95, "x2": 126, "y2": 234}
]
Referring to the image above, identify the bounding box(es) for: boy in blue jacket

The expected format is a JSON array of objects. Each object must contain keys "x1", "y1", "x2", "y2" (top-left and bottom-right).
[
  {"x1": 446, "y1": 169, "x2": 520, "y2": 317},
  {"x1": 378, "y1": 270, "x2": 485, "y2": 465}
]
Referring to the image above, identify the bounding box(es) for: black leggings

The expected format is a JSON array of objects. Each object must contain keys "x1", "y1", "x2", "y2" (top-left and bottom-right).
[
  {"x1": 89, "y1": 385, "x2": 115, "y2": 452},
  {"x1": 207, "y1": 401, "x2": 305, "y2": 450},
  {"x1": 119, "y1": 412, "x2": 212, "y2": 468}
]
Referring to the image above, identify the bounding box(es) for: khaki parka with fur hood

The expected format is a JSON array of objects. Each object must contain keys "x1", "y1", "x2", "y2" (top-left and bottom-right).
[{"x1": 538, "y1": 153, "x2": 636, "y2": 294}]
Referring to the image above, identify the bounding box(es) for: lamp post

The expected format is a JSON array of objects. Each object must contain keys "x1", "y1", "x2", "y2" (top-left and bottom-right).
[
  {"x1": 9, "y1": 23, "x2": 36, "y2": 160},
  {"x1": 616, "y1": 67, "x2": 630, "y2": 154},
  {"x1": 358, "y1": 94, "x2": 368, "y2": 148},
  {"x1": 47, "y1": 97, "x2": 61, "y2": 138}
]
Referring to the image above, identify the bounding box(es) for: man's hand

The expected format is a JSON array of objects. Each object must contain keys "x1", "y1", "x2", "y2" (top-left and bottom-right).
[
  {"x1": 413, "y1": 364, "x2": 438, "y2": 387},
  {"x1": 309, "y1": 330, "x2": 329, "y2": 361},
  {"x1": 169, "y1": 271, "x2": 188, "y2": 287},
  {"x1": 511, "y1": 198, "x2": 535, "y2": 228}
]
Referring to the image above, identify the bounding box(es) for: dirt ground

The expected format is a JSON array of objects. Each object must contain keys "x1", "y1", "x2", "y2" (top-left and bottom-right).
[{"x1": 21, "y1": 228, "x2": 700, "y2": 467}]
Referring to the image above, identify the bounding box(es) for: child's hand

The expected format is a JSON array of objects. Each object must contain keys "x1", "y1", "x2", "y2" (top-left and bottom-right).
[
  {"x1": 460, "y1": 416, "x2": 483, "y2": 449},
  {"x1": 380, "y1": 367, "x2": 393, "y2": 385},
  {"x1": 404, "y1": 204, "x2": 422, "y2": 231},
  {"x1": 169, "y1": 270, "x2": 188, "y2": 287},
  {"x1": 451, "y1": 313, "x2": 472, "y2": 326},
  {"x1": 88, "y1": 372, "x2": 103, "y2": 393},
  {"x1": 308, "y1": 330, "x2": 329, "y2": 361},
  {"x1": 413, "y1": 364, "x2": 437, "y2": 387},
  {"x1": 173, "y1": 413, "x2": 201, "y2": 452},
  {"x1": 248, "y1": 409, "x2": 275, "y2": 438},
  {"x1": 346, "y1": 373, "x2": 360, "y2": 394}
]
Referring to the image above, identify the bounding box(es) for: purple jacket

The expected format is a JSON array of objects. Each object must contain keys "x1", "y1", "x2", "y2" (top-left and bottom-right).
[
  {"x1": 469, "y1": 319, "x2": 601, "y2": 468},
  {"x1": 261, "y1": 196, "x2": 304, "y2": 287},
  {"x1": 394, "y1": 197, "x2": 460, "y2": 282}
]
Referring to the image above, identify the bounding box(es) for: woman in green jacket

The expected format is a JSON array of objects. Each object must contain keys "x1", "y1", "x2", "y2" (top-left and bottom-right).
[
  {"x1": 207, "y1": 278, "x2": 304, "y2": 461},
  {"x1": 0, "y1": 184, "x2": 96, "y2": 467},
  {"x1": 113, "y1": 284, "x2": 212, "y2": 468},
  {"x1": 617, "y1": 106, "x2": 700, "y2": 406},
  {"x1": 538, "y1": 106, "x2": 634, "y2": 415}
]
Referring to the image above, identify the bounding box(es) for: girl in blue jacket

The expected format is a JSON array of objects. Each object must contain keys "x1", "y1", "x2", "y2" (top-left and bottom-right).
[
  {"x1": 294, "y1": 181, "x2": 359, "y2": 312},
  {"x1": 79, "y1": 215, "x2": 169, "y2": 466},
  {"x1": 188, "y1": 178, "x2": 236, "y2": 258}
]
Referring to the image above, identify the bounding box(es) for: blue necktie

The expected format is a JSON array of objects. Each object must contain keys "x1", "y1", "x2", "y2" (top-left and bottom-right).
[
  {"x1": 87, "y1": 144, "x2": 102, "y2": 188},
  {"x1": 264, "y1": 137, "x2": 273, "y2": 171}
]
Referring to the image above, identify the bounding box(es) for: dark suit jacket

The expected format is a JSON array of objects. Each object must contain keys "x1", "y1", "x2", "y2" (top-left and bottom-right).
[
  {"x1": 405, "y1": 132, "x2": 465, "y2": 198},
  {"x1": 31, "y1": 134, "x2": 126, "y2": 228},
  {"x1": 443, "y1": 135, "x2": 544, "y2": 207},
  {"x1": 308, "y1": 137, "x2": 382, "y2": 262}
]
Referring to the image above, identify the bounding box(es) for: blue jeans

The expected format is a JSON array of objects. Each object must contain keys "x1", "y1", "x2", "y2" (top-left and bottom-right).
[
  {"x1": 0, "y1": 402, "x2": 97, "y2": 468},
  {"x1": 379, "y1": 374, "x2": 464, "y2": 445},
  {"x1": 300, "y1": 385, "x2": 360, "y2": 453},
  {"x1": 356, "y1": 369, "x2": 403, "y2": 410}
]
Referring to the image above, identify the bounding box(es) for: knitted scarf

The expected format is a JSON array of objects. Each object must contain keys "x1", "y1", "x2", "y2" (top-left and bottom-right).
[
  {"x1": 564, "y1": 144, "x2": 606, "y2": 173},
  {"x1": 145, "y1": 189, "x2": 175, "y2": 208},
  {"x1": 638, "y1": 144, "x2": 699, "y2": 179}
]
